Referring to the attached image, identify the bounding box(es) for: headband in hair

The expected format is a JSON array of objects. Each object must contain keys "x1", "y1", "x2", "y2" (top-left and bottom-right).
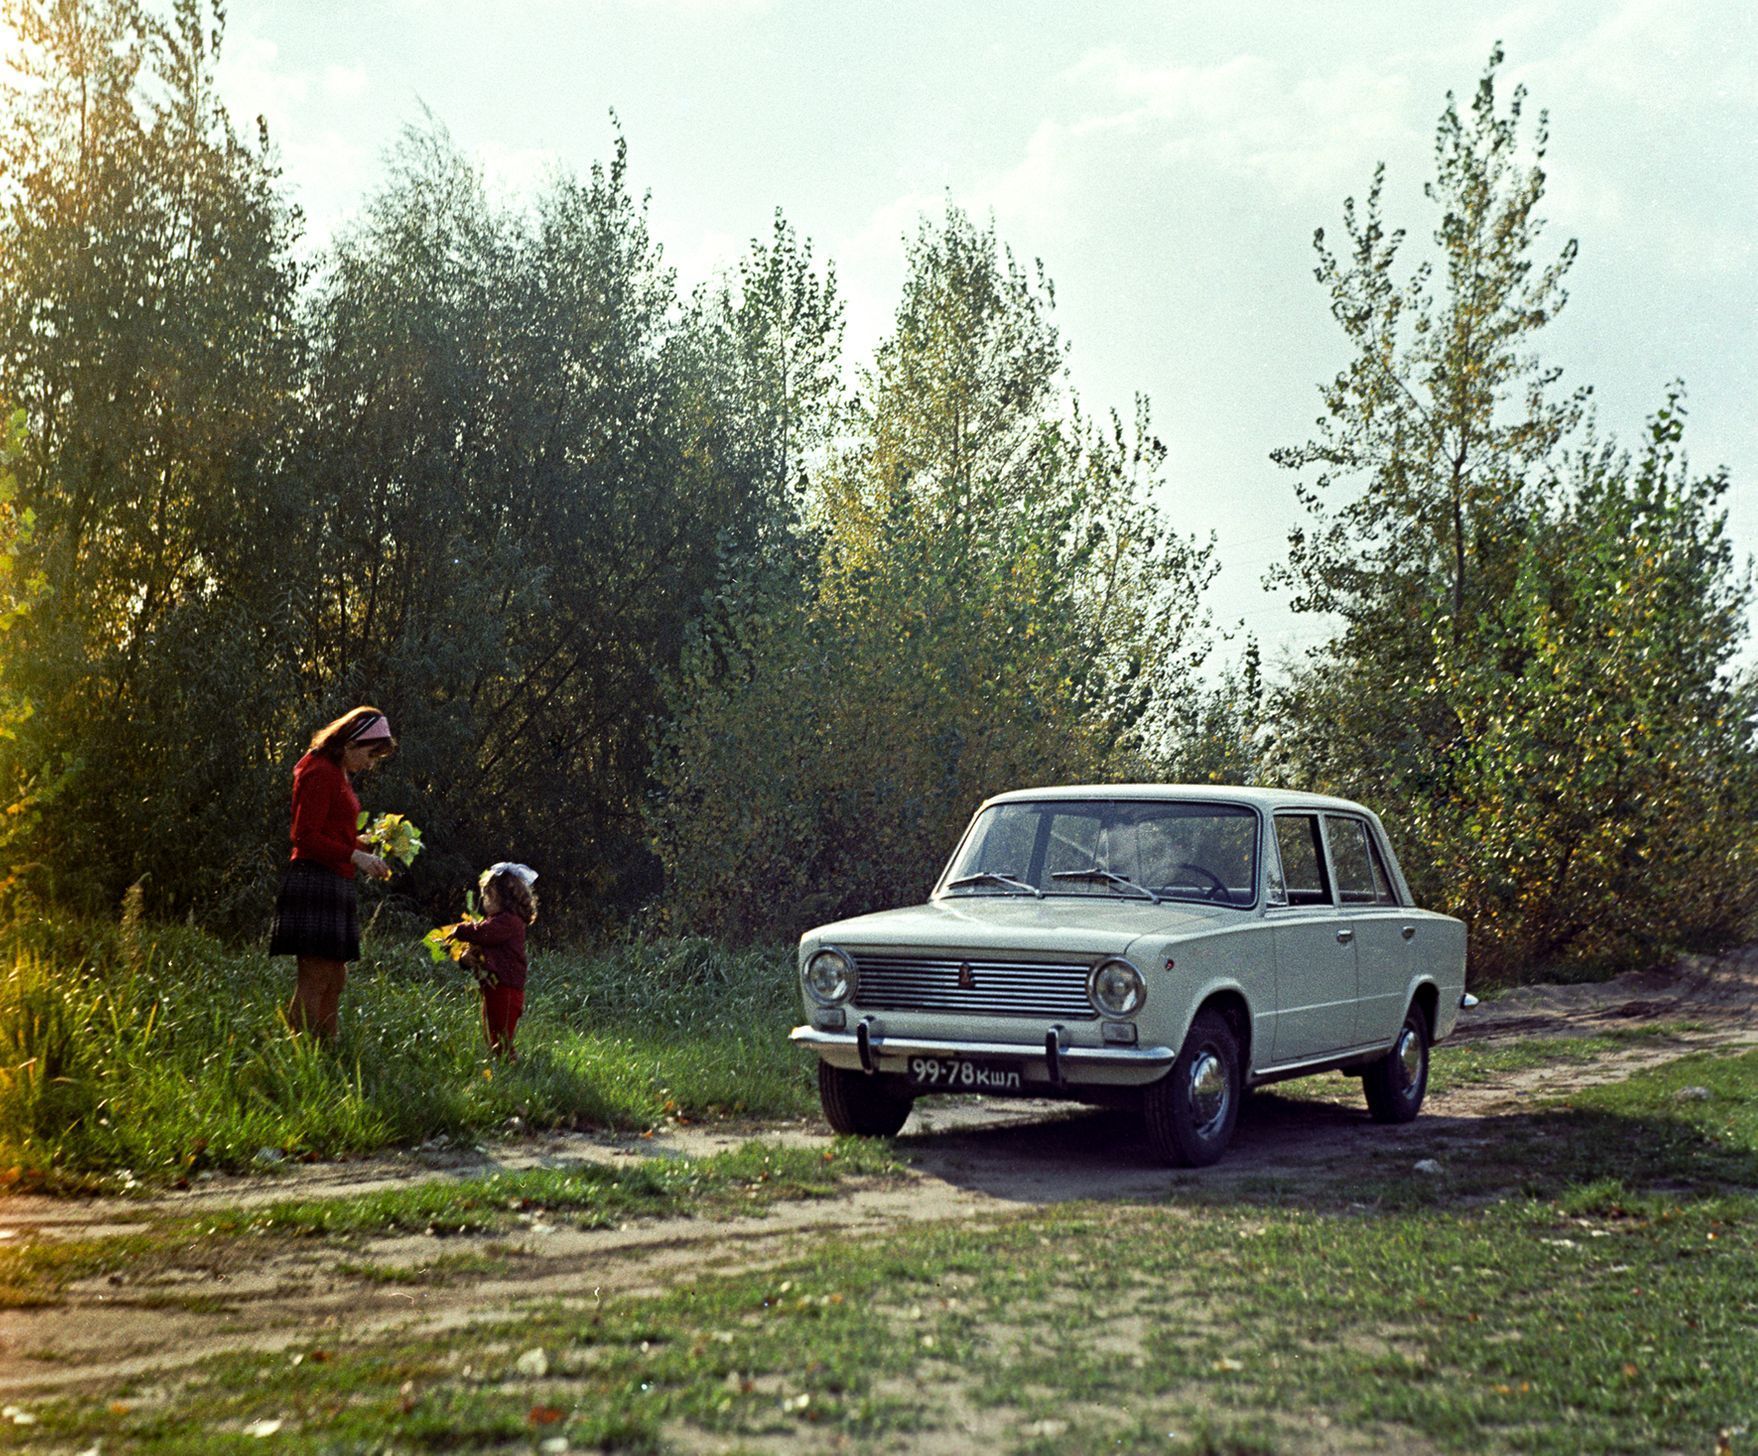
[
  {"x1": 481, "y1": 862, "x2": 538, "y2": 889},
  {"x1": 346, "y1": 713, "x2": 393, "y2": 745}
]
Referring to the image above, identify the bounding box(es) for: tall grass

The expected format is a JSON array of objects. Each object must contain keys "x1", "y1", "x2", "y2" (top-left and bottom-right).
[{"x1": 0, "y1": 915, "x2": 810, "y2": 1187}]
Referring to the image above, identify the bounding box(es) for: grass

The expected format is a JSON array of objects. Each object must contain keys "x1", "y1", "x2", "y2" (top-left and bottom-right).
[
  {"x1": 0, "y1": 904, "x2": 1720, "y2": 1192},
  {"x1": 0, "y1": 915, "x2": 814, "y2": 1188},
  {"x1": 0, "y1": 1138, "x2": 900, "y2": 1306},
  {"x1": 3, "y1": 1050, "x2": 1754, "y2": 1453}
]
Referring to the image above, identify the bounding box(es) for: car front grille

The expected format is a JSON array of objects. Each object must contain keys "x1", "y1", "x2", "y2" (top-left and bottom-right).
[{"x1": 852, "y1": 952, "x2": 1097, "y2": 1020}]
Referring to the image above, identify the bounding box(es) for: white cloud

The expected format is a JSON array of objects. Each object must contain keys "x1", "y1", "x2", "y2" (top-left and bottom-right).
[
  {"x1": 1524, "y1": 0, "x2": 1752, "y2": 112},
  {"x1": 323, "y1": 63, "x2": 369, "y2": 100},
  {"x1": 215, "y1": 31, "x2": 311, "y2": 120},
  {"x1": 668, "y1": 227, "x2": 741, "y2": 296},
  {"x1": 616, "y1": 0, "x2": 776, "y2": 12},
  {"x1": 213, "y1": 24, "x2": 377, "y2": 255},
  {"x1": 474, "y1": 140, "x2": 562, "y2": 208},
  {"x1": 1062, "y1": 47, "x2": 1421, "y2": 204}
]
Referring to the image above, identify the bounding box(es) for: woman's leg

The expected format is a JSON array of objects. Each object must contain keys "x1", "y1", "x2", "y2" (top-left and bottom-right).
[
  {"x1": 290, "y1": 956, "x2": 347, "y2": 1039},
  {"x1": 316, "y1": 961, "x2": 347, "y2": 1040}
]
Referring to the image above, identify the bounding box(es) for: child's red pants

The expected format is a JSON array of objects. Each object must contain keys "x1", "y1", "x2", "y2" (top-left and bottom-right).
[{"x1": 481, "y1": 985, "x2": 525, "y2": 1056}]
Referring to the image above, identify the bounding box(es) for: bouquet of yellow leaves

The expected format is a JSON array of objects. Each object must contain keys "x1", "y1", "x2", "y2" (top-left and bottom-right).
[
  {"x1": 357, "y1": 812, "x2": 424, "y2": 868},
  {"x1": 422, "y1": 891, "x2": 495, "y2": 986}
]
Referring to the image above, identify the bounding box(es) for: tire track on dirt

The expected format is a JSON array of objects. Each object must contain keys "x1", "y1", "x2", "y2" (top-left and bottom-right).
[{"x1": 2, "y1": 946, "x2": 1754, "y2": 1398}]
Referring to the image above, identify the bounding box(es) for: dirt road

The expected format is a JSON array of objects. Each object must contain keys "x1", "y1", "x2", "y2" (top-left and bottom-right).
[{"x1": 2, "y1": 947, "x2": 1754, "y2": 1398}]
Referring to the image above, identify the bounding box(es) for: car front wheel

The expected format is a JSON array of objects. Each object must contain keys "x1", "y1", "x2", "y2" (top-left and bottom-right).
[
  {"x1": 1363, "y1": 1004, "x2": 1429, "y2": 1123},
  {"x1": 817, "y1": 1061, "x2": 914, "y2": 1137},
  {"x1": 1144, "y1": 1008, "x2": 1241, "y2": 1167}
]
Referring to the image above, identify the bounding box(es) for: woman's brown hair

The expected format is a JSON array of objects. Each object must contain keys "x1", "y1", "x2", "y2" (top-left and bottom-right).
[
  {"x1": 309, "y1": 705, "x2": 397, "y2": 763},
  {"x1": 483, "y1": 870, "x2": 538, "y2": 925}
]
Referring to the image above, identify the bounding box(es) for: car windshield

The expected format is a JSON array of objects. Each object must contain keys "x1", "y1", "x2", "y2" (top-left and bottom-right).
[{"x1": 940, "y1": 799, "x2": 1259, "y2": 907}]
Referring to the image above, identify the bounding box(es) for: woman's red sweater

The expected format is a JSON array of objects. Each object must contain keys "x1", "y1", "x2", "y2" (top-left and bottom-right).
[{"x1": 289, "y1": 752, "x2": 362, "y2": 879}]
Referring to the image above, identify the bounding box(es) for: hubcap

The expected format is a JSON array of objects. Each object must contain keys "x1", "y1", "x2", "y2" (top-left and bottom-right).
[
  {"x1": 1396, "y1": 1026, "x2": 1423, "y2": 1087},
  {"x1": 1188, "y1": 1049, "x2": 1229, "y2": 1137}
]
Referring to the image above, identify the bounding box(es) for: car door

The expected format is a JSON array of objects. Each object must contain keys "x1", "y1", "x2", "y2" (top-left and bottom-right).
[
  {"x1": 1326, "y1": 813, "x2": 1407, "y2": 1048},
  {"x1": 1267, "y1": 811, "x2": 1358, "y2": 1063}
]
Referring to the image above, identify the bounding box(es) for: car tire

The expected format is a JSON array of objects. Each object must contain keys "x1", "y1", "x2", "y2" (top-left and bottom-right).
[
  {"x1": 817, "y1": 1061, "x2": 914, "y2": 1137},
  {"x1": 1364, "y1": 1003, "x2": 1429, "y2": 1124},
  {"x1": 1144, "y1": 1008, "x2": 1241, "y2": 1167}
]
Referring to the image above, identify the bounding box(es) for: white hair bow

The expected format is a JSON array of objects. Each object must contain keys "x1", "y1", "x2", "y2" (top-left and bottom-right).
[{"x1": 481, "y1": 862, "x2": 538, "y2": 888}]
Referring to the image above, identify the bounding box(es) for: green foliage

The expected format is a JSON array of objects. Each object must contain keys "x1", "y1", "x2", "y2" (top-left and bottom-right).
[
  {"x1": 652, "y1": 204, "x2": 1216, "y2": 939},
  {"x1": 294, "y1": 120, "x2": 794, "y2": 929},
  {"x1": 0, "y1": 405, "x2": 49, "y2": 875},
  {"x1": 1423, "y1": 398, "x2": 1758, "y2": 970},
  {"x1": 0, "y1": 0, "x2": 307, "y2": 921},
  {"x1": 0, "y1": 914, "x2": 809, "y2": 1185},
  {"x1": 1269, "y1": 49, "x2": 1758, "y2": 980},
  {"x1": 0, "y1": 13, "x2": 1749, "y2": 978}
]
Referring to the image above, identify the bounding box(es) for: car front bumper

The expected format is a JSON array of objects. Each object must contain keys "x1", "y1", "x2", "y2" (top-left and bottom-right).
[{"x1": 790, "y1": 1022, "x2": 1177, "y2": 1088}]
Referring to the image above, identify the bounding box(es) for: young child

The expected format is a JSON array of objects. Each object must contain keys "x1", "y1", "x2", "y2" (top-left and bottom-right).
[{"x1": 448, "y1": 862, "x2": 538, "y2": 1059}]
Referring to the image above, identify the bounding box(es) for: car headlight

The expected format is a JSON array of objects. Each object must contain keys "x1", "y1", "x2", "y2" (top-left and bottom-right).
[
  {"x1": 1089, "y1": 957, "x2": 1146, "y2": 1018},
  {"x1": 803, "y1": 946, "x2": 857, "y2": 1006}
]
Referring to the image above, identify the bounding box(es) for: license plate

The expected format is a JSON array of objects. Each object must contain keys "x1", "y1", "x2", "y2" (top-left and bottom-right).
[{"x1": 906, "y1": 1056, "x2": 1024, "y2": 1091}]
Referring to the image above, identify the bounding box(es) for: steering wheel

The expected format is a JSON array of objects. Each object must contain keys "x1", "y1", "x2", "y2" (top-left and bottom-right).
[{"x1": 1171, "y1": 862, "x2": 1229, "y2": 901}]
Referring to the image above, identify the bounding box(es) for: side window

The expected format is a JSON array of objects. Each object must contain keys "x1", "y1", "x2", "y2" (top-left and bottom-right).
[
  {"x1": 1274, "y1": 814, "x2": 1331, "y2": 907},
  {"x1": 1364, "y1": 827, "x2": 1399, "y2": 905},
  {"x1": 1327, "y1": 817, "x2": 1397, "y2": 906},
  {"x1": 1263, "y1": 826, "x2": 1287, "y2": 906}
]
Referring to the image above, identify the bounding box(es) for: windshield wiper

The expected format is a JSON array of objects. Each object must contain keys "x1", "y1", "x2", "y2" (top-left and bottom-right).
[
  {"x1": 1049, "y1": 867, "x2": 1162, "y2": 904},
  {"x1": 944, "y1": 871, "x2": 1044, "y2": 899}
]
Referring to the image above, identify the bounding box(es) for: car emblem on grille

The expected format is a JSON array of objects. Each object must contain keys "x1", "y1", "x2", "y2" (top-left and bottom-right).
[{"x1": 957, "y1": 962, "x2": 977, "y2": 991}]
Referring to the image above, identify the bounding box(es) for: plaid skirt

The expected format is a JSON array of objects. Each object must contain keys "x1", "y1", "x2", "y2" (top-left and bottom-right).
[{"x1": 268, "y1": 861, "x2": 361, "y2": 962}]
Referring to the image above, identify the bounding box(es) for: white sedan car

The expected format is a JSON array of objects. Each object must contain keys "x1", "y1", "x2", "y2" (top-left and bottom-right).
[{"x1": 791, "y1": 786, "x2": 1469, "y2": 1166}]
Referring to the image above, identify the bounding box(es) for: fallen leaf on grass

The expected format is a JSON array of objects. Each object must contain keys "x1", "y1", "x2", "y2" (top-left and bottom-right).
[{"x1": 527, "y1": 1405, "x2": 565, "y2": 1426}]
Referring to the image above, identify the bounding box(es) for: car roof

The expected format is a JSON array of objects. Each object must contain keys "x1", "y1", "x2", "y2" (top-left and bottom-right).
[{"x1": 979, "y1": 784, "x2": 1376, "y2": 816}]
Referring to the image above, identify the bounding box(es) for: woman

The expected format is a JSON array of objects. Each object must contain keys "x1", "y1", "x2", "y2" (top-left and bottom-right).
[{"x1": 268, "y1": 706, "x2": 396, "y2": 1038}]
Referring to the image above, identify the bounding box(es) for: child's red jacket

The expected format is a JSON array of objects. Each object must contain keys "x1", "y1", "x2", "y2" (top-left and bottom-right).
[{"x1": 451, "y1": 911, "x2": 528, "y2": 989}]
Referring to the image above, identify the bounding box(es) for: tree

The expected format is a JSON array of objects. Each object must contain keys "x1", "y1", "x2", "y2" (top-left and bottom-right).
[
  {"x1": 1271, "y1": 45, "x2": 1584, "y2": 644},
  {"x1": 0, "y1": 406, "x2": 50, "y2": 889},
  {"x1": 652, "y1": 204, "x2": 1215, "y2": 938},
  {"x1": 1429, "y1": 397, "x2": 1757, "y2": 973},
  {"x1": 1270, "y1": 49, "x2": 1757, "y2": 977},
  {"x1": 0, "y1": 0, "x2": 308, "y2": 918},
  {"x1": 297, "y1": 123, "x2": 798, "y2": 926},
  {"x1": 695, "y1": 209, "x2": 845, "y2": 531}
]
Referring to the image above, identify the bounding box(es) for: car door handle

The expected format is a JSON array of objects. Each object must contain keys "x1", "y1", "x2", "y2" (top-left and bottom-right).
[
  {"x1": 1401, "y1": 925, "x2": 1416, "y2": 941},
  {"x1": 1336, "y1": 928, "x2": 1354, "y2": 944}
]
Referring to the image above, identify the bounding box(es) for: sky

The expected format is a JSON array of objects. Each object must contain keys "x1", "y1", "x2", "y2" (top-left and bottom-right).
[{"x1": 208, "y1": 0, "x2": 1756, "y2": 671}]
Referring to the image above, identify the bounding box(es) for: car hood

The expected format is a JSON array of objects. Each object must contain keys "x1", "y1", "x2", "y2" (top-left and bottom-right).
[{"x1": 804, "y1": 896, "x2": 1242, "y2": 958}]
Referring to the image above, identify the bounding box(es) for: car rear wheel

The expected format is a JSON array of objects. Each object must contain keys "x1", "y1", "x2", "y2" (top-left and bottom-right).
[
  {"x1": 1144, "y1": 1008, "x2": 1241, "y2": 1167},
  {"x1": 1364, "y1": 1003, "x2": 1429, "y2": 1123},
  {"x1": 817, "y1": 1061, "x2": 914, "y2": 1137}
]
